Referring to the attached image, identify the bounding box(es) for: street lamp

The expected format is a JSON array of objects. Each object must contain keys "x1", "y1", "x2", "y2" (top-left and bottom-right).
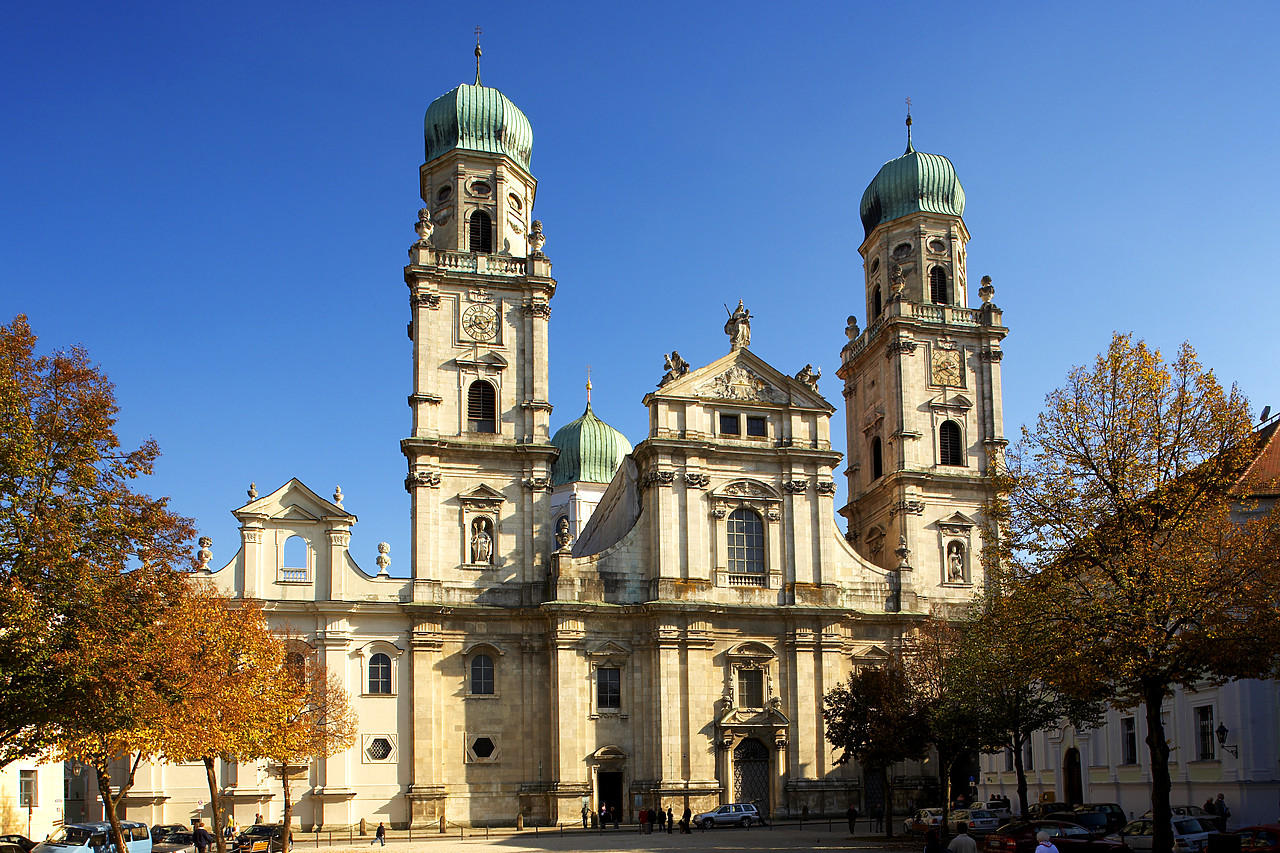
[{"x1": 1215, "y1": 723, "x2": 1239, "y2": 758}]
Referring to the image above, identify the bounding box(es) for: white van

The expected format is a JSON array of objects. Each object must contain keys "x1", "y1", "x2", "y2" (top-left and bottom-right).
[{"x1": 34, "y1": 822, "x2": 153, "y2": 853}]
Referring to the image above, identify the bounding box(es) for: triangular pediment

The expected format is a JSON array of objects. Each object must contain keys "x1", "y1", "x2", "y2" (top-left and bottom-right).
[
  {"x1": 454, "y1": 351, "x2": 508, "y2": 370},
  {"x1": 848, "y1": 642, "x2": 893, "y2": 662},
  {"x1": 929, "y1": 392, "x2": 973, "y2": 411},
  {"x1": 587, "y1": 640, "x2": 631, "y2": 658},
  {"x1": 235, "y1": 478, "x2": 355, "y2": 523},
  {"x1": 651, "y1": 347, "x2": 833, "y2": 412},
  {"x1": 459, "y1": 483, "x2": 506, "y2": 506}
]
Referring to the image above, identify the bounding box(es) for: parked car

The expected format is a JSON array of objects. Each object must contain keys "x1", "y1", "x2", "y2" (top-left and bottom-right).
[
  {"x1": 955, "y1": 810, "x2": 1002, "y2": 836},
  {"x1": 1142, "y1": 807, "x2": 1214, "y2": 820},
  {"x1": 152, "y1": 834, "x2": 195, "y2": 853},
  {"x1": 1048, "y1": 812, "x2": 1113, "y2": 834},
  {"x1": 232, "y1": 827, "x2": 292, "y2": 853},
  {"x1": 0, "y1": 837, "x2": 35, "y2": 853},
  {"x1": 149, "y1": 827, "x2": 187, "y2": 845},
  {"x1": 1075, "y1": 805, "x2": 1127, "y2": 834},
  {"x1": 1231, "y1": 825, "x2": 1280, "y2": 852},
  {"x1": 1029, "y1": 803, "x2": 1073, "y2": 820},
  {"x1": 1, "y1": 842, "x2": 31, "y2": 853},
  {"x1": 984, "y1": 820, "x2": 1128, "y2": 853},
  {"x1": 692, "y1": 803, "x2": 763, "y2": 828},
  {"x1": 904, "y1": 809, "x2": 947, "y2": 835},
  {"x1": 33, "y1": 822, "x2": 152, "y2": 853},
  {"x1": 1107, "y1": 817, "x2": 1218, "y2": 852},
  {"x1": 973, "y1": 799, "x2": 1015, "y2": 824}
]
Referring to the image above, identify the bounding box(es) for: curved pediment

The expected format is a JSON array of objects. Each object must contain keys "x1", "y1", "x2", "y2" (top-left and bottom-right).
[
  {"x1": 713, "y1": 479, "x2": 781, "y2": 501},
  {"x1": 591, "y1": 744, "x2": 628, "y2": 761},
  {"x1": 727, "y1": 641, "x2": 776, "y2": 661}
]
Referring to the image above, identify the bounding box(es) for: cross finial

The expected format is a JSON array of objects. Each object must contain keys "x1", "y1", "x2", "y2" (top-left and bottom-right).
[
  {"x1": 474, "y1": 26, "x2": 483, "y2": 85},
  {"x1": 905, "y1": 96, "x2": 914, "y2": 153},
  {"x1": 586, "y1": 365, "x2": 593, "y2": 405}
]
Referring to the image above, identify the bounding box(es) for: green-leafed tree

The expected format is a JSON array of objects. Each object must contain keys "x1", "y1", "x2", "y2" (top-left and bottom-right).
[
  {"x1": 823, "y1": 654, "x2": 929, "y2": 838},
  {"x1": 984, "y1": 333, "x2": 1280, "y2": 853}
]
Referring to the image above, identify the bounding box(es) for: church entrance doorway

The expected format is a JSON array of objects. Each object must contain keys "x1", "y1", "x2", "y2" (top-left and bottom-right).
[
  {"x1": 733, "y1": 738, "x2": 770, "y2": 812},
  {"x1": 597, "y1": 771, "x2": 623, "y2": 821},
  {"x1": 1063, "y1": 748, "x2": 1083, "y2": 806}
]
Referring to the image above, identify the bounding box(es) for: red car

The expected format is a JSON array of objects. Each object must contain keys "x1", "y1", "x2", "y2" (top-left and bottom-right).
[
  {"x1": 1234, "y1": 825, "x2": 1280, "y2": 852},
  {"x1": 984, "y1": 820, "x2": 1127, "y2": 853}
]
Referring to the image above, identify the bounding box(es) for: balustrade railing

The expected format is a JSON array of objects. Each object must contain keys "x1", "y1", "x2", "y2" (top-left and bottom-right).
[{"x1": 435, "y1": 251, "x2": 527, "y2": 276}]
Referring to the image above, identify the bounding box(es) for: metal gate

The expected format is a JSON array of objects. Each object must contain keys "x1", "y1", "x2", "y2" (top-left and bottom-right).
[{"x1": 733, "y1": 738, "x2": 770, "y2": 810}]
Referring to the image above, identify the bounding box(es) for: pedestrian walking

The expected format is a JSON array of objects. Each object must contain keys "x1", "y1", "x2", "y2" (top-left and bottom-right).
[
  {"x1": 373, "y1": 822, "x2": 385, "y2": 847},
  {"x1": 1214, "y1": 794, "x2": 1231, "y2": 832},
  {"x1": 1035, "y1": 830, "x2": 1060, "y2": 853},
  {"x1": 681, "y1": 807, "x2": 692, "y2": 834},
  {"x1": 667, "y1": 807, "x2": 673, "y2": 834},
  {"x1": 599, "y1": 804, "x2": 607, "y2": 828},
  {"x1": 846, "y1": 802, "x2": 859, "y2": 834},
  {"x1": 193, "y1": 822, "x2": 213, "y2": 853},
  {"x1": 581, "y1": 805, "x2": 589, "y2": 828}
]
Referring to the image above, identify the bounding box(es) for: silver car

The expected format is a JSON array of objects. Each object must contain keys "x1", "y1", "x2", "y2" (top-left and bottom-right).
[{"x1": 693, "y1": 803, "x2": 763, "y2": 828}]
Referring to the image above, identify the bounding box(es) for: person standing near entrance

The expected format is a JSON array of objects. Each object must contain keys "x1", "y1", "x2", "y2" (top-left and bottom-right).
[
  {"x1": 581, "y1": 805, "x2": 589, "y2": 829},
  {"x1": 667, "y1": 807, "x2": 673, "y2": 834},
  {"x1": 681, "y1": 806, "x2": 692, "y2": 834}
]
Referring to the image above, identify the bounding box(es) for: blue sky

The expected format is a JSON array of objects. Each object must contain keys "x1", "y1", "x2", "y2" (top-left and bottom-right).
[{"x1": 4, "y1": 1, "x2": 1278, "y2": 576}]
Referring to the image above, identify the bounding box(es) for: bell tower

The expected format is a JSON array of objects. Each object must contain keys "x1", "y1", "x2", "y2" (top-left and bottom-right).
[
  {"x1": 836, "y1": 114, "x2": 1008, "y2": 610},
  {"x1": 402, "y1": 63, "x2": 557, "y2": 602}
]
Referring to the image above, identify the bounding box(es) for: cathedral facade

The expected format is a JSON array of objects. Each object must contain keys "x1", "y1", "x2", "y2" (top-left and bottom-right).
[{"x1": 117, "y1": 73, "x2": 1008, "y2": 830}]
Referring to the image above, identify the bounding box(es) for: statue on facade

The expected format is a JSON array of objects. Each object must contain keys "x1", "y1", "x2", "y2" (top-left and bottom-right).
[
  {"x1": 555, "y1": 516, "x2": 573, "y2": 549},
  {"x1": 889, "y1": 263, "x2": 906, "y2": 297},
  {"x1": 528, "y1": 220, "x2": 546, "y2": 255},
  {"x1": 660, "y1": 351, "x2": 690, "y2": 386},
  {"x1": 724, "y1": 300, "x2": 752, "y2": 349},
  {"x1": 414, "y1": 208, "x2": 434, "y2": 246},
  {"x1": 947, "y1": 542, "x2": 965, "y2": 582},
  {"x1": 471, "y1": 517, "x2": 494, "y2": 564},
  {"x1": 794, "y1": 364, "x2": 821, "y2": 392}
]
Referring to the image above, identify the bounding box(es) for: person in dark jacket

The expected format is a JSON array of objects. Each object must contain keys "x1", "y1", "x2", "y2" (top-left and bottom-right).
[{"x1": 193, "y1": 823, "x2": 214, "y2": 853}]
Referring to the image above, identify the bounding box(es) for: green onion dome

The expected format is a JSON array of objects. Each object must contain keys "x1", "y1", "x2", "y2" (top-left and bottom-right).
[
  {"x1": 550, "y1": 404, "x2": 632, "y2": 487},
  {"x1": 424, "y1": 83, "x2": 533, "y2": 171},
  {"x1": 859, "y1": 139, "x2": 965, "y2": 238}
]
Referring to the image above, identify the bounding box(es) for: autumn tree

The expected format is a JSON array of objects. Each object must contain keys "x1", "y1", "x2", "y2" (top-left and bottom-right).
[
  {"x1": 823, "y1": 655, "x2": 929, "y2": 838},
  {"x1": 0, "y1": 315, "x2": 195, "y2": 853},
  {"x1": 255, "y1": 633, "x2": 357, "y2": 845},
  {"x1": 154, "y1": 586, "x2": 287, "y2": 853},
  {"x1": 985, "y1": 334, "x2": 1280, "y2": 853}
]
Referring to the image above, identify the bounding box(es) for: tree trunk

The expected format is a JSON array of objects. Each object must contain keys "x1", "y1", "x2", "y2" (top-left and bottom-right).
[
  {"x1": 203, "y1": 756, "x2": 227, "y2": 853},
  {"x1": 940, "y1": 751, "x2": 953, "y2": 842},
  {"x1": 881, "y1": 766, "x2": 894, "y2": 838},
  {"x1": 281, "y1": 771, "x2": 293, "y2": 851},
  {"x1": 1144, "y1": 685, "x2": 1174, "y2": 853},
  {"x1": 95, "y1": 763, "x2": 130, "y2": 853},
  {"x1": 1013, "y1": 732, "x2": 1030, "y2": 820}
]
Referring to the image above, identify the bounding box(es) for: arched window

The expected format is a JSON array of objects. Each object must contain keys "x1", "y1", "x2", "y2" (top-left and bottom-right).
[
  {"x1": 469, "y1": 211, "x2": 493, "y2": 253},
  {"x1": 470, "y1": 654, "x2": 495, "y2": 695},
  {"x1": 285, "y1": 651, "x2": 306, "y2": 683},
  {"x1": 726, "y1": 508, "x2": 765, "y2": 580},
  {"x1": 368, "y1": 652, "x2": 392, "y2": 694},
  {"x1": 930, "y1": 266, "x2": 949, "y2": 305},
  {"x1": 872, "y1": 285, "x2": 882, "y2": 318},
  {"x1": 939, "y1": 420, "x2": 963, "y2": 466},
  {"x1": 467, "y1": 380, "x2": 496, "y2": 433},
  {"x1": 871, "y1": 436, "x2": 883, "y2": 480},
  {"x1": 282, "y1": 535, "x2": 307, "y2": 582}
]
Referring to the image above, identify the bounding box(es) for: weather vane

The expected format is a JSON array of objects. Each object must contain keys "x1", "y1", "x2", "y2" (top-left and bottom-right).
[{"x1": 474, "y1": 26, "x2": 483, "y2": 85}]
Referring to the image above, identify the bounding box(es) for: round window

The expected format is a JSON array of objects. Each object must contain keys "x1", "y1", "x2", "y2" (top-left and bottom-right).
[{"x1": 436, "y1": 185, "x2": 452, "y2": 202}]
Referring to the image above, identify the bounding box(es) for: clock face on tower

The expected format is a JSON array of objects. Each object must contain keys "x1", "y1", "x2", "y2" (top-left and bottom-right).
[
  {"x1": 932, "y1": 348, "x2": 963, "y2": 387},
  {"x1": 462, "y1": 304, "x2": 498, "y2": 341}
]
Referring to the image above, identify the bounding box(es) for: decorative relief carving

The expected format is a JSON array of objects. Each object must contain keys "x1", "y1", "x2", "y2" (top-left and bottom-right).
[
  {"x1": 711, "y1": 508, "x2": 727, "y2": 519},
  {"x1": 886, "y1": 339, "x2": 918, "y2": 358},
  {"x1": 641, "y1": 470, "x2": 675, "y2": 489},
  {"x1": 783, "y1": 479, "x2": 809, "y2": 494},
  {"x1": 521, "y1": 476, "x2": 551, "y2": 492},
  {"x1": 979, "y1": 347, "x2": 1004, "y2": 362},
  {"x1": 327, "y1": 531, "x2": 351, "y2": 547},
  {"x1": 889, "y1": 499, "x2": 927, "y2": 517},
  {"x1": 697, "y1": 366, "x2": 783, "y2": 402},
  {"x1": 412, "y1": 291, "x2": 441, "y2": 309},
  {"x1": 722, "y1": 481, "x2": 773, "y2": 498},
  {"x1": 523, "y1": 299, "x2": 552, "y2": 319},
  {"x1": 467, "y1": 290, "x2": 493, "y2": 304},
  {"x1": 767, "y1": 510, "x2": 781, "y2": 522},
  {"x1": 404, "y1": 470, "x2": 442, "y2": 490},
  {"x1": 816, "y1": 481, "x2": 837, "y2": 496},
  {"x1": 684, "y1": 472, "x2": 710, "y2": 489}
]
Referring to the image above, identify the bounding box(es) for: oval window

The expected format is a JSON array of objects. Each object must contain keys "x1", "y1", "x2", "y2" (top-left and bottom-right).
[
  {"x1": 508, "y1": 192, "x2": 523, "y2": 212},
  {"x1": 929, "y1": 238, "x2": 947, "y2": 254},
  {"x1": 471, "y1": 180, "x2": 492, "y2": 197},
  {"x1": 436, "y1": 185, "x2": 452, "y2": 202},
  {"x1": 892, "y1": 243, "x2": 912, "y2": 260},
  {"x1": 870, "y1": 257, "x2": 880, "y2": 274}
]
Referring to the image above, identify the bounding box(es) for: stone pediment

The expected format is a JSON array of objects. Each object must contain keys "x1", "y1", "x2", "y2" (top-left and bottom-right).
[
  {"x1": 929, "y1": 393, "x2": 973, "y2": 411},
  {"x1": 235, "y1": 478, "x2": 355, "y2": 524},
  {"x1": 454, "y1": 351, "x2": 508, "y2": 370},
  {"x1": 936, "y1": 512, "x2": 976, "y2": 536},
  {"x1": 651, "y1": 348, "x2": 832, "y2": 412},
  {"x1": 718, "y1": 703, "x2": 790, "y2": 728},
  {"x1": 459, "y1": 484, "x2": 506, "y2": 508},
  {"x1": 848, "y1": 642, "x2": 893, "y2": 662},
  {"x1": 587, "y1": 640, "x2": 631, "y2": 659}
]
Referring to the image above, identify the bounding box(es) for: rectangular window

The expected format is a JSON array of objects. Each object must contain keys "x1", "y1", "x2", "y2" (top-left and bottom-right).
[
  {"x1": 1196, "y1": 706, "x2": 1215, "y2": 760},
  {"x1": 1121, "y1": 717, "x2": 1138, "y2": 765},
  {"x1": 737, "y1": 669, "x2": 764, "y2": 708},
  {"x1": 746, "y1": 416, "x2": 767, "y2": 437},
  {"x1": 597, "y1": 667, "x2": 621, "y2": 710},
  {"x1": 19, "y1": 769, "x2": 36, "y2": 808},
  {"x1": 1024, "y1": 740, "x2": 1034, "y2": 771},
  {"x1": 1004, "y1": 747, "x2": 1014, "y2": 772},
  {"x1": 720, "y1": 414, "x2": 740, "y2": 435}
]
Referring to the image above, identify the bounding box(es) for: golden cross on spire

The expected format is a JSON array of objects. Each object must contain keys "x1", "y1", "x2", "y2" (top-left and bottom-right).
[
  {"x1": 586, "y1": 364, "x2": 593, "y2": 405},
  {"x1": 474, "y1": 26, "x2": 483, "y2": 85}
]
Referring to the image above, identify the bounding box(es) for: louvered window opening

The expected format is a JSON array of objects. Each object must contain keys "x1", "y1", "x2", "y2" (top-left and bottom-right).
[
  {"x1": 468, "y1": 381, "x2": 496, "y2": 433},
  {"x1": 939, "y1": 420, "x2": 963, "y2": 466},
  {"x1": 930, "y1": 266, "x2": 949, "y2": 305},
  {"x1": 726, "y1": 508, "x2": 765, "y2": 585},
  {"x1": 470, "y1": 211, "x2": 493, "y2": 253}
]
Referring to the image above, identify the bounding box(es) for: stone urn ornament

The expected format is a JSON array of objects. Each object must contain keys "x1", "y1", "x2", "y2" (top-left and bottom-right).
[
  {"x1": 414, "y1": 208, "x2": 434, "y2": 246},
  {"x1": 529, "y1": 219, "x2": 546, "y2": 255}
]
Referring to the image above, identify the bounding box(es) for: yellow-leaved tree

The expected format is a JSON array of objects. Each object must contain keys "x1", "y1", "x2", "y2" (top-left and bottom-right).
[
  {"x1": 254, "y1": 633, "x2": 357, "y2": 847},
  {"x1": 153, "y1": 585, "x2": 287, "y2": 853},
  {"x1": 985, "y1": 334, "x2": 1280, "y2": 853}
]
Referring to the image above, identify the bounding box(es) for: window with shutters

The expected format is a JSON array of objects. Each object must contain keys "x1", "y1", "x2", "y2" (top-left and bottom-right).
[
  {"x1": 930, "y1": 266, "x2": 949, "y2": 304},
  {"x1": 469, "y1": 211, "x2": 493, "y2": 253},
  {"x1": 939, "y1": 420, "x2": 963, "y2": 466},
  {"x1": 467, "y1": 380, "x2": 496, "y2": 433}
]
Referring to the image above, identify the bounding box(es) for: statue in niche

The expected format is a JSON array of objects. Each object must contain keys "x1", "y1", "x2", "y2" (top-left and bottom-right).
[
  {"x1": 947, "y1": 541, "x2": 965, "y2": 582},
  {"x1": 723, "y1": 299, "x2": 752, "y2": 349},
  {"x1": 471, "y1": 517, "x2": 494, "y2": 565}
]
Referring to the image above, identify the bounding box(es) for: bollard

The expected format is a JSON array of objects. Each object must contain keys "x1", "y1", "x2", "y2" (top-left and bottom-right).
[
  {"x1": 517, "y1": 814, "x2": 524, "y2": 832},
  {"x1": 359, "y1": 819, "x2": 366, "y2": 837},
  {"x1": 438, "y1": 816, "x2": 445, "y2": 835}
]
